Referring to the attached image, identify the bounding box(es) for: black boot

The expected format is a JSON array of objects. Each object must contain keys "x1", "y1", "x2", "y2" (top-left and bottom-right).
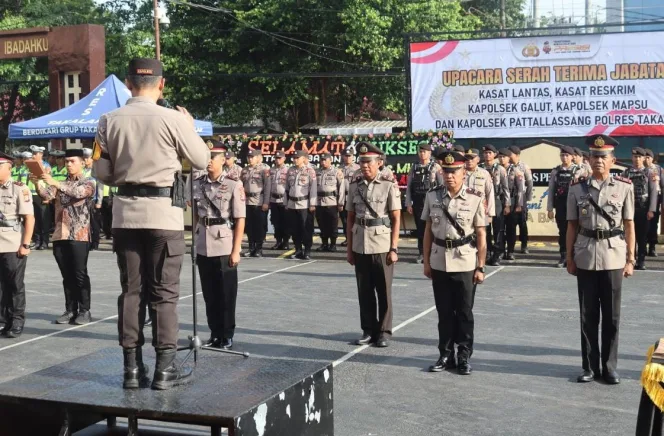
[
  {"x1": 270, "y1": 239, "x2": 281, "y2": 250},
  {"x1": 648, "y1": 244, "x2": 658, "y2": 257},
  {"x1": 151, "y1": 349, "x2": 193, "y2": 390},
  {"x1": 317, "y1": 238, "x2": 329, "y2": 252},
  {"x1": 329, "y1": 238, "x2": 337, "y2": 252},
  {"x1": 635, "y1": 256, "x2": 647, "y2": 270},
  {"x1": 241, "y1": 243, "x2": 254, "y2": 257},
  {"x1": 303, "y1": 249, "x2": 311, "y2": 260},
  {"x1": 251, "y1": 243, "x2": 263, "y2": 258},
  {"x1": 282, "y1": 239, "x2": 290, "y2": 250},
  {"x1": 123, "y1": 347, "x2": 149, "y2": 389},
  {"x1": 487, "y1": 253, "x2": 501, "y2": 266}
]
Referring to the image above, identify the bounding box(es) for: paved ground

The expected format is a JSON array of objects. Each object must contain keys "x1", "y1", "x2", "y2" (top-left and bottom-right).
[{"x1": 0, "y1": 250, "x2": 661, "y2": 435}]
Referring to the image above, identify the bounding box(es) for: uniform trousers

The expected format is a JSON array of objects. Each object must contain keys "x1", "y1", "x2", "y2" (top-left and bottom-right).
[
  {"x1": 516, "y1": 207, "x2": 529, "y2": 248},
  {"x1": 635, "y1": 207, "x2": 649, "y2": 260},
  {"x1": 269, "y1": 203, "x2": 289, "y2": 243},
  {"x1": 53, "y1": 240, "x2": 91, "y2": 313},
  {"x1": 246, "y1": 205, "x2": 267, "y2": 247},
  {"x1": 636, "y1": 386, "x2": 664, "y2": 436},
  {"x1": 90, "y1": 202, "x2": 101, "y2": 249},
  {"x1": 316, "y1": 205, "x2": 339, "y2": 243},
  {"x1": 412, "y1": 199, "x2": 426, "y2": 255},
  {"x1": 0, "y1": 252, "x2": 27, "y2": 326},
  {"x1": 554, "y1": 203, "x2": 568, "y2": 255},
  {"x1": 340, "y1": 209, "x2": 349, "y2": 238},
  {"x1": 505, "y1": 206, "x2": 519, "y2": 254},
  {"x1": 648, "y1": 196, "x2": 661, "y2": 247},
  {"x1": 289, "y1": 208, "x2": 314, "y2": 252},
  {"x1": 353, "y1": 252, "x2": 393, "y2": 338},
  {"x1": 431, "y1": 269, "x2": 475, "y2": 359},
  {"x1": 114, "y1": 229, "x2": 185, "y2": 350},
  {"x1": 32, "y1": 195, "x2": 50, "y2": 246},
  {"x1": 576, "y1": 268, "x2": 622, "y2": 372},
  {"x1": 101, "y1": 196, "x2": 113, "y2": 238},
  {"x1": 196, "y1": 255, "x2": 238, "y2": 339},
  {"x1": 486, "y1": 201, "x2": 504, "y2": 254}
]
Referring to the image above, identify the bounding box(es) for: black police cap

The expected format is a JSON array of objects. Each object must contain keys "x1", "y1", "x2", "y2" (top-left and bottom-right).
[
  {"x1": 342, "y1": 147, "x2": 354, "y2": 156},
  {"x1": 483, "y1": 144, "x2": 497, "y2": 153},
  {"x1": 0, "y1": 151, "x2": 14, "y2": 164},
  {"x1": 274, "y1": 150, "x2": 286, "y2": 159},
  {"x1": 356, "y1": 142, "x2": 382, "y2": 160},
  {"x1": 560, "y1": 145, "x2": 574, "y2": 155},
  {"x1": 320, "y1": 152, "x2": 332, "y2": 160},
  {"x1": 497, "y1": 148, "x2": 512, "y2": 157},
  {"x1": 632, "y1": 147, "x2": 646, "y2": 156},
  {"x1": 128, "y1": 58, "x2": 163, "y2": 76},
  {"x1": 293, "y1": 149, "x2": 309, "y2": 158},
  {"x1": 418, "y1": 141, "x2": 432, "y2": 151},
  {"x1": 508, "y1": 145, "x2": 521, "y2": 155},
  {"x1": 572, "y1": 147, "x2": 583, "y2": 157},
  {"x1": 645, "y1": 148, "x2": 654, "y2": 158},
  {"x1": 225, "y1": 150, "x2": 236, "y2": 159},
  {"x1": 247, "y1": 149, "x2": 262, "y2": 157},
  {"x1": 453, "y1": 144, "x2": 465, "y2": 153}
]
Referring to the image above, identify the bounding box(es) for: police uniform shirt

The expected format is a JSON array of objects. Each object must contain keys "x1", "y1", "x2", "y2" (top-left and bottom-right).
[
  {"x1": 193, "y1": 173, "x2": 246, "y2": 257},
  {"x1": 405, "y1": 161, "x2": 442, "y2": 207},
  {"x1": 421, "y1": 186, "x2": 485, "y2": 272},
  {"x1": 0, "y1": 181, "x2": 33, "y2": 253},
  {"x1": 316, "y1": 166, "x2": 345, "y2": 207},
  {"x1": 345, "y1": 173, "x2": 401, "y2": 254},
  {"x1": 622, "y1": 167, "x2": 657, "y2": 212},
  {"x1": 342, "y1": 163, "x2": 360, "y2": 191},
  {"x1": 567, "y1": 176, "x2": 635, "y2": 270},
  {"x1": 481, "y1": 162, "x2": 510, "y2": 208},
  {"x1": 465, "y1": 166, "x2": 495, "y2": 223},
  {"x1": 269, "y1": 163, "x2": 289, "y2": 204},
  {"x1": 546, "y1": 164, "x2": 579, "y2": 212},
  {"x1": 93, "y1": 97, "x2": 211, "y2": 230},
  {"x1": 506, "y1": 164, "x2": 525, "y2": 207},
  {"x1": 285, "y1": 164, "x2": 317, "y2": 209},
  {"x1": 224, "y1": 163, "x2": 243, "y2": 180},
  {"x1": 516, "y1": 161, "x2": 534, "y2": 203},
  {"x1": 645, "y1": 164, "x2": 663, "y2": 196},
  {"x1": 240, "y1": 163, "x2": 271, "y2": 207}
]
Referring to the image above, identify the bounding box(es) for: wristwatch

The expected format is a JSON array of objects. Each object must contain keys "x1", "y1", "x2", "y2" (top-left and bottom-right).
[
  {"x1": 21, "y1": 244, "x2": 30, "y2": 250},
  {"x1": 475, "y1": 266, "x2": 486, "y2": 273},
  {"x1": 389, "y1": 247, "x2": 398, "y2": 254},
  {"x1": 626, "y1": 259, "x2": 636, "y2": 266}
]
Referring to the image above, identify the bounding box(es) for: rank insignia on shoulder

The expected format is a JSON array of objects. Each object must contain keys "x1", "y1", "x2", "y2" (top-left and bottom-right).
[
  {"x1": 14, "y1": 181, "x2": 24, "y2": 186},
  {"x1": 466, "y1": 187, "x2": 481, "y2": 197},
  {"x1": 226, "y1": 173, "x2": 239, "y2": 181},
  {"x1": 570, "y1": 177, "x2": 586, "y2": 185},
  {"x1": 613, "y1": 175, "x2": 632, "y2": 184}
]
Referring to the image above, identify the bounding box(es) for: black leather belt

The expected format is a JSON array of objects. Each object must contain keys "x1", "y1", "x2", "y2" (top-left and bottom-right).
[
  {"x1": 289, "y1": 195, "x2": 308, "y2": 202},
  {"x1": 355, "y1": 216, "x2": 391, "y2": 227},
  {"x1": 434, "y1": 234, "x2": 476, "y2": 249},
  {"x1": 200, "y1": 217, "x2": 228, "y2": 227},
  {"x1": 271, "y1": 193, "x2": 284, "y2": 199},
  {"x1": 317, "y1": 191, "x2": 337, "y2": 198},
  {"x1": 578, "y1": 228, "x2": 624, "y2": 240},
  {"x1": 116, "y1": 185, "x2": 172, "y2": 197}
]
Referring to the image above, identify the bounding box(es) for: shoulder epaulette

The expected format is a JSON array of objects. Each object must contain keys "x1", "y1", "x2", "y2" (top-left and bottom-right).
[
  {"x1": 14, "y1": 181, "x2": 24, "y2": 186},
  {"x1": 226, "y1": 173, "x2": 240, "y2": 181},
  {"x1": 195, "y1": 173, "x2": 206, "y2": 181},
  {"x1": 570, "y1": 177, "x2": 586, "y2": 186},
  {"x1": 466, "y1": 187, "x2": 481, "y2": 197},
  {"x1": 613, "y1": 175, "x2": 632, "y2": 184},
  {"x1": 429, "y1": 184, "x2": 444, "y2": 192}
]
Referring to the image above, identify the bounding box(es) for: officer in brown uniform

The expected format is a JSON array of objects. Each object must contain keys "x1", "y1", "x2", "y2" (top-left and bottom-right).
[
  {"x1": 422, "y1": 150, "x2": 486, "y2": 375},
  {"x1": 93, "y1": 58, "x2": 210, "y2": 390},
  {"x1": 567, "y1": 134, "x2": 635, "y2": 385},
  {"x1": 285, "y1": 150, "x2": 317, "y2": 260},
  {"x1": 499, "y1": 148, "x2": 525, "y2": 261},
  {"x1": 464, "y1": 148, "x2": 494, "y2": 256},
  {"x1": 0, "y1": 152, "x2": 34, "y2": 338},
  {"x1": 644, "y1": 148, "x2": 662, "y2": 256},
  {"x1": 340, "y1": 148, "x2": 360, "y2": 247},
  {"x1": 269, "y1": 150, "x2": 290, "y2": 250},
  {"x1": 192, "y1": 142, "x2": 246, "y2": 350},
  {"x1": 224, "y1": 151, "x2": 243, "y2": 179},
  {"x1": 315, "y1": 153, "x2": 345, "y2": 252},
  {"x1": 240, "y1": 149, "x2": 271, "y2": 257},
  {"x1": 346, "y1": 142, "x2": 401, "y2": 348},
  {"x1": 480, "y1": 145, "x2": 509, "y2": 265},
  {"x1": 509, "y1": 146, "x2": 533, "y2": 254}
]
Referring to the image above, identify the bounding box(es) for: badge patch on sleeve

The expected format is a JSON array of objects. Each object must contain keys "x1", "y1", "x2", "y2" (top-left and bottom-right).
[
  {"x1": 92, "y1": 140, "x2": 102, "y2": 161},
  {"x1": 23, "y1": 189, "x2": 30, "y2": 203}
]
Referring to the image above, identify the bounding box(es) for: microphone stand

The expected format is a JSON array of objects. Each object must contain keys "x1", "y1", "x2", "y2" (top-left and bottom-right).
[{"x1": 177, "y1": 168, "x2": 249, "y2": 366}]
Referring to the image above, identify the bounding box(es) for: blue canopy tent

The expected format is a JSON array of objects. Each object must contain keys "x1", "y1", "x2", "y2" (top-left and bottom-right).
[{"x1": 8, "y1": 75, "x2": 213, "y2": 139}]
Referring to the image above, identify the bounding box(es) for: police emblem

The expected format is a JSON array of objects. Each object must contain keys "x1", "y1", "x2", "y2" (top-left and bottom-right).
[
  {"x1": 581, "y1": 208, "x2": 588, "y2": 215},
  {"x1": 444, "y1": 154, "x2": 455, "y2": 165},
  {"x1": 206, "y1": 140, "x2": 214, "y2": 149},
  {"x1": 360, "y1": 145, "x2": 368, "y2": 153},
  {"x1": 594, "y1": 136, "x2": 605, "y2": 147}
]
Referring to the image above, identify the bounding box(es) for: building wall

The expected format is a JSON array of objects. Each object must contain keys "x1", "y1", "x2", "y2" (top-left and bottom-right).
[{"x1": 624, "y1": 0, "x2": 664, "y2": 31}]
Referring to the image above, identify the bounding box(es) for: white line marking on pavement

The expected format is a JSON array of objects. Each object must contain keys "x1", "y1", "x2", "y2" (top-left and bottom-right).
[
  {"x1": 0, "y1": 261, "x2": 316, "y2": 353},
  {"x1": 331, "y1": 266, "x2": 505, "y2": 368}
]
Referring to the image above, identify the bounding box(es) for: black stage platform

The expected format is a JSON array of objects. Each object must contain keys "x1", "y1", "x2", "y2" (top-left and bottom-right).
[{"x1": 0, "y1": 347, "x2": 333, "y2": 436}]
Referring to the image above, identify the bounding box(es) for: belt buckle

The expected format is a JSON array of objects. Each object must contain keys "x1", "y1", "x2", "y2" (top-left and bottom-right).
[
  {"x1": 596, "y1": 229, "x2": 603, "y2": 240},
  {"x1": 359, "y1": 218, "x2": 366, "y2": 226},
  {"x1": 203, "y1": 217, "x2": 210, "y2": 227},
  {"x1": 446, "y1": 239, "x2": 453, "y2": 249}
]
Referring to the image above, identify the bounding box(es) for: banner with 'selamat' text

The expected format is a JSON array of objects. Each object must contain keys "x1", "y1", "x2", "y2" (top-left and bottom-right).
[{"x1": 410, "y1": 33, "x2": 664, "y2": 138}]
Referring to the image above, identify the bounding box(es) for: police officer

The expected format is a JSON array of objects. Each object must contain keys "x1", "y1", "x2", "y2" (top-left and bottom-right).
[
  {"x1": 566, "y1": 134, "x2": 635, "y2": 385},
  {"x1": 240, "y1": 149, "x2": 271, "y2": 257},
  {"x1": 406, "y1": 142, "x2": 442, "y2": 263},
  {"x1": 269, "y1": 150, "x2": 290, "y2": 250},
  {"x1": 192, "y1": 141, "x2": 246, "y2": 350},
  {"x1": 481, "y1": 145, "x2": 509, "y2": 266},
  {"x1": 346, "y1": 142, "x2": 401, "y2": 348},
  {"x1": 499, "y1": 148, "x2": 525, "y2": 261},
  {"x1": 422, "y1": 149, "x2": 486, "y2": 375},
  {"x1": 35, "y1": 149, "x2": 96, "y2": 325},
  {"x1": 644, "y1": 148, "x2": 662, "y2": 257},
  {"x1": 340, "y1": 148, "x2": 360, "y2": 247},
  {"x1": 93, "y1": 58, "x2": 210, "y2": 390},
  {"x1": 508, "y1": 146, "x2": 532, "y2": 254},
  {"x1": 547, "y1": 145, "x2": 579, "y2": 268},
  {"x1": 286, "y1": 150, "x2": 317, "y2": 260},
  {"x1": 316, "y1": 153, "x2": 345, "y2": 252},
  {"x1": 28, "y1": 145, "x2": 51, "y2": 250},
  {"x1": 224, "y1": 150, "x2": 243, "y2": 179},
  {"x1": 621, "y1": 147, "x2": 657, "y2": 270},
  {"x1": 0, "y1": 152, "x2": 34, "y2": 338},
  {"x1": 464, "y1": 148, "x2": 494, "y2": 258}
]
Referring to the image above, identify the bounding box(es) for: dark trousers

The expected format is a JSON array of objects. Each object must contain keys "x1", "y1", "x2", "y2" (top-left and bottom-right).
[
  {"x1": 246, "y1": 205, "x2": 267, "y2": 247},
  {"x1": 516, "y1": 208, "x2": 528, "y2": 247},
  {"x1": 555, "y1": 205, "x2": 568, "y2": 255},
  {"x1": 340, "y1": 208, "x2": 349, "y2": 239},
  {"x1": 648, "y1": 199, "x2": 660, "y2": 246},
  {"x1": 197, "y1": 255, "x2": 238, "y2": 339},
  {"x1": 577, "y1": 268, "x2": 622, "y2": 372},
  {"x1": 0, "y1": 252, "x2": 27, "y2": 326},
  {"x1": 90, "y1": 205, "x2": 101, "y2": 249},
  {"x1": 505, "y1": 206, "x2": 519, "y2": 253},
  {"x1": 635, "y1": 208, "x2": 649, "y2": 260},
  {"x1": 32, "y1": 195, "x2": 50, "y2": 246},
  {"x1": 487, "y1": 207, "x2": 505, "y2": 254},
  {"x1": 53, "y1": 241, "x2": 91, "y2": 313},
  {"x1": 114, "y1": 229, "x2": 185, "y2": 350},
  {"x1": 353, "y1": 252, "x2": 393, "y2": 338},
  {"x1": 636, "y1": 387, "x2": 664, "y2": 436},
  {"x1": 270, "y1": 203, "x2": 289, "y2": 243},
  {"x1": 413, "y1": 201, "x2": 425, "y2": 255},
  {"x1": 316, "y1": 205, "x2": 339, "y2": 243},
  {"x1": 289, "y1": 208, "x2": 314, "y2": 252},
  {"x1": 431, "y1": 269, "x2": 475, "y2": 359},
  {"x1": 101, "y1": 197, "x2": 113, "y2": 238}
]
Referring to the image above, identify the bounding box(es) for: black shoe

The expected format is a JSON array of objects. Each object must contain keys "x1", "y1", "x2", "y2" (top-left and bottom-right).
[
  {"x1": 204, "y1": 337, "x2": 221, "y2": 348},
  {"x1": 503, "y1": 253, "x2": 515, "y2": 261},
  {"x1": 151, "y1": 349, "x2": 194, "y2": 390},
  {"x1": 251, "y1": 249, "x2": 263, "y2": 258},
  {"x1": 375, "y1": 335, "x2": 389, "y2": 348},
  {"x1": 487, "y1": 254, "x2": 501, "y2": 266},
  {"x1": 415, "y1": 254, "x2": 423, "y2": 264},
  {"x1": 556, "y1": 255, "x2": 565, "y2": 268},
  {"x1": 303, "y1": 251, "x2": 311, "y2": 260},
  {"x1": 576, "y1": 369, "x2": 597, "y2": 383},
  {"x1": 55, "y1": 311, "x2": 75, "y2": 324},
  {"x1": 282, "y1": 243, "x2": 290, "y2": 251},
  {"x1": 648, "y1": 246, "x2": 658, "y2": 257},
  {"x1": 603, "y1": 369, "x2": 620, "y2": 384},
  {"x1": 355, "y1": 333, "x2": 373, "y2": 345},
  {"x1": 290, "y1": 251, "x2": 303, "y2": 260},
  {"x1": 73, "y1": 310, "x2": 91, "y2": 325},
  {"x1": 635, "y1": 261, "x2": 646, "y2": 271},
  {"x1": 428, "y1": 355, "x2": 456, "y2": 372},
  {"x1": 329, "y1": 244, "x2": 337, "y2": 252},
  {"x1": 521, "y1": 246, "x2": 529, "y2": 254},
  {"x1": 221, "y1": 338, "x2": 233, "y2": 350},
  {"x1": 36, "y1": 244, "x2": 46, "y2": 251},
  {"x1": 241, "y1": 251, "x2": 251, "y2": 258},
  {"x1": 340, "y1": 240, "x2": 348, "y2": 247},
  {"x1": 123, "y1": 347, "x2": 149, "y2": 389},
  {"x1": 270, "y1": 242, "x2": 281, "y2": 250},
  {"x1": 5, "y1": 324, "x2": 23, "y2": 338},
  {"x1": 316, "y1": 244, "x2": 329, "y2": 252},
  {"x1": 457, "y1": 359, "x2": 472, "y2": 375}
]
